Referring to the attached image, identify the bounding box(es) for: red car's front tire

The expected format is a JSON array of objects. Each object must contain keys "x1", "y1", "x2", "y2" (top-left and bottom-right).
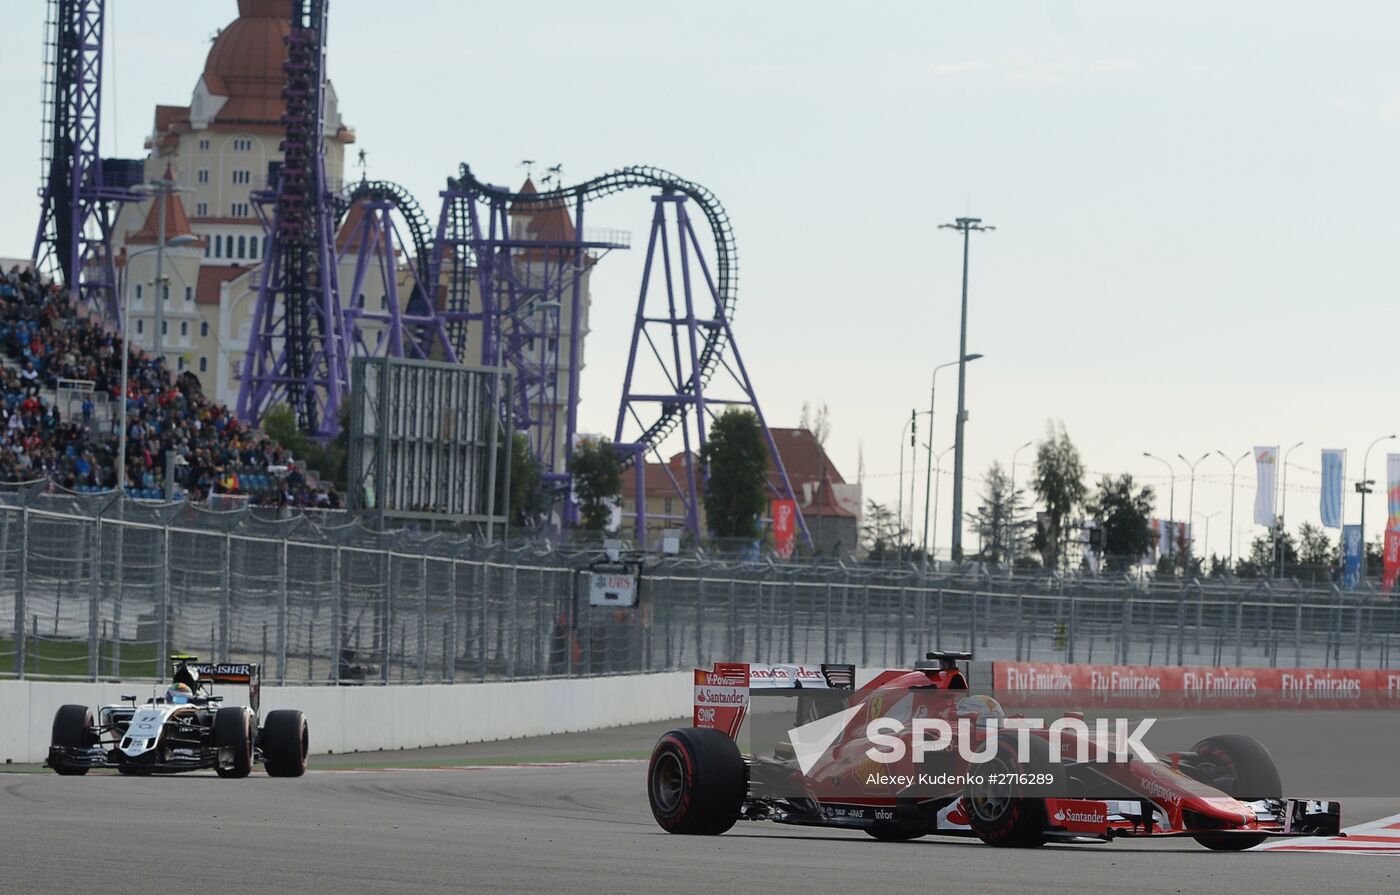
[{"x1": 966, "y1": 735, "x2": 1064, "y2": 848}]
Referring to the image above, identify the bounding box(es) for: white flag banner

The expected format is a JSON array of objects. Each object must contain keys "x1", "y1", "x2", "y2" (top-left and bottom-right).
[{"x1": 1254, "y1": 445, "x2": 1279, "y2": 526}]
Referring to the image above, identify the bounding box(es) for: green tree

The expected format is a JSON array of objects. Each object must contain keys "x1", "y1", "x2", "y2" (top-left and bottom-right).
[
  {"x1": 569, "y1": 437, "x2": 622, "y2": 531},
  {"x1": 1207, "y1": 553, "x2": 1228, "y2": 578},
  {"x1": 1237, "y1": 521, "x2": 1298, "y2": 577},
  {"x1": 262, "y1": 403, "x2": 309, "y2": 458},
  {"x1": 1030, "y1": 420, "x2": 1087, "y2": 570},
  {"x1": 260, "y1": 402, "x2": 348, "y2": 490},
  {"x1": 700, "y1": 409, "x2": 770, "y2": 539},
  {"x1": 967, "y1": 461, "x2": 1030, "y2": 565},
  {"x1": 1086, "y1": 473, "x2": 1155, "y2": 571},
  {"x1": 861, "y1": 500, "x2": 907, "y2": 561},
  {"x1": 498, "y1": 432, "x2": 549, "y2": 529},
  {"x1": 1297, "y1": 522, "x2": 1335, "y2": 567},
  {"x1": 1364, "y1": 535, "x2": 1384, "y2": 580}
]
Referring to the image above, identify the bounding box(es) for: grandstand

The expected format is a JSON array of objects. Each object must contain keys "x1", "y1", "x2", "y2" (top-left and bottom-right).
[{"x1": 0, "y1": 264, "x2": 340, "y2": 509}]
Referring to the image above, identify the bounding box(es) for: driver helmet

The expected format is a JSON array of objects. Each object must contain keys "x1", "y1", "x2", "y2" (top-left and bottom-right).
[
  {"x1": 955, "y1": 694, "x2": 1005, "y2": 721},
  {"x1": 166, "y1": 683, "x2": 193, "y2": 705}
]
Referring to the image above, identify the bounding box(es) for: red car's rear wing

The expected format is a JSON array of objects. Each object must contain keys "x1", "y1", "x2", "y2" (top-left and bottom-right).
[{"x1": 693, "y1": 662, "x2": 855, "y2": 738}]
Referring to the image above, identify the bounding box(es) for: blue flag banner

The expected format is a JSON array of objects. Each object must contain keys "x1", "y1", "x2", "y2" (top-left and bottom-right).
[
  {"x1": 1320, "y1": 449, "x2": 1345, "y2": 529},
  {"x1": 1342, "y1": 524, "x2": 1363, "y2": 589}
]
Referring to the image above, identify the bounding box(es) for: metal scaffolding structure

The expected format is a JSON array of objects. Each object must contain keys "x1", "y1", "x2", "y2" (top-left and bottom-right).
[
  {"x1": 24, "y1": 1, "x2": 807, "y2": 547},
  {"x1": 338, "y1": 179, "x2": 455, "y2": 363},
  {"x1": 31, "y1": 0, "x2": 143, "y2": 320},
  {"x1": 237, "y1": 0, "x2": 349, "y2": 437},
  {"x1": 439, "y1": 167, "x2": 808, "y2": 543}
]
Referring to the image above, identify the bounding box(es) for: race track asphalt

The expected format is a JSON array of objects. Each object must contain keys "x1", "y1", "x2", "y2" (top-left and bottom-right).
[{"x1": 2, "y1": 720, "x2": 1395, "y2": 895}]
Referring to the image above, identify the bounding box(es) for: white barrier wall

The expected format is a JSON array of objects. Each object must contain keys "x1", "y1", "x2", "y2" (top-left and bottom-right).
[
  {"x1": 0, "y1": 671, "x2": 693, "y2": 765},
  {"x1": 2, "y1": 661, "x2": 977, "y2": 764}
]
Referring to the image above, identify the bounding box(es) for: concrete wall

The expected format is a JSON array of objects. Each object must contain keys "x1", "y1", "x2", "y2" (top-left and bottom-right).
[
  {"x1": 3, "y1": 661, "x2": 990, "y2": 765},
  {"x1": 1, "y1": 671, "x2": 693, "y2": 765}
]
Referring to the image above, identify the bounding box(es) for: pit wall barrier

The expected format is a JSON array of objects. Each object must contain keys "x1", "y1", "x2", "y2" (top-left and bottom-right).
[{"x1": 0, "y1": 670, "x2": 693, "y2": 765}]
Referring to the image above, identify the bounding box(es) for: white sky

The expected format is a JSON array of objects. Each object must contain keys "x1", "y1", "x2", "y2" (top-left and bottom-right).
[{"x1": 2, "y1": 1, "x2": 1398, "y2": 558}]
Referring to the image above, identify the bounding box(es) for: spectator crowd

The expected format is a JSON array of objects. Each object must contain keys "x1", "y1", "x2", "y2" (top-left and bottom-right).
[{"x1": 1, "y1": 266, "x2": 341, "y2": 510}]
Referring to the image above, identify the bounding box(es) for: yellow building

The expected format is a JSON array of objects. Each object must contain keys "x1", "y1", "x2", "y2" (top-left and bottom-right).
[
  {"x1": 620, "y1": 428, "x2": 862, "y2": 554},
  {"x1": 111, "y1": 0, "x2": 593, "y2": 470},
  {"x1": 112, "y1": 0, "x2": 355, "y2": 403}
]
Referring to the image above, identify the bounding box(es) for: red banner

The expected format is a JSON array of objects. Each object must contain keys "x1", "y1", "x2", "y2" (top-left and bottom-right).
[
  {"x1": 1384, "y1": 530, "x2": 1400, "y2": 591},
  {"x1": 991, "y1": 660, "x2": 1400, "y2": 709},
  {"x1": 771, "y1": 499, "x2": 797, "y2": 559}
]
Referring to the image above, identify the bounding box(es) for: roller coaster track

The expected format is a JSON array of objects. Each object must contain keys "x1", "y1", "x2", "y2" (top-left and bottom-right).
[
  {"x1": 340, "y1": 178, "x2": 435, "y2": 288},
  {"x1": 448, "y1": 164, "x2": 739, "y2": 462}
]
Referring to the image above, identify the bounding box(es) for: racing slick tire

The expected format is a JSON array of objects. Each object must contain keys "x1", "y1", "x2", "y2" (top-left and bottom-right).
[
  {"x1": 647, "y1": 728, "x2": 745, "y2": 835},
  {"x1": 50, "y1": 705, "x2": 95, "y2": 776},
  {"x1": 213, "y1": 707, "x2": 254, "y2": 779},
  {"x1": 261, "y1": 710, "x2": 309, "y2": 778},
  {"x1": 966, "y1": 735, "x2": 1065, "y2": 848},
  {"x1": 1187, "y1": 734, "x2": 1281, "y2": 851}
]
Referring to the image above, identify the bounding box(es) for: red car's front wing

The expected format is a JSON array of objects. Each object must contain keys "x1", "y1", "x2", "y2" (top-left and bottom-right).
[{"x1": 1007, "y1": 797, "x2": 1343, "y2": 842}]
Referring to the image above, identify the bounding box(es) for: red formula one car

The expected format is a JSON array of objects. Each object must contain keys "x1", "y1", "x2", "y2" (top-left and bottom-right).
[{"x1": 647, "y1": 652, "x2": 1342, "y2": 849}]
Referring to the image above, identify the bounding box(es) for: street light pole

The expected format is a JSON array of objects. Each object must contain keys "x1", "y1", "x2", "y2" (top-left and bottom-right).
[
  {"x1": 1176, "y1": 452, "x2": 1209, "y2": 565},
  {"x1": 1358, "y1": 433, "x2": 1397, "y2": 582},
  {"x1": 1195, "y1": 511, "x2": 1221, "y2": 562},
  {"x1": 920, "y1": 354, "x2": 982, "y2": 563},
  {"x1": 116, "y1": 234, "x2": 197, "y2": 496},
  {"x1": 897, "y1": 409, "x2": 916, "y2": 550},
  {"x1": 1143, "y1": 452, "x2": 1176, "y2": 559},
  {"x1": 143, "y1": 171, "x2": 186, "y2": 364},
  {"x1": 1008, "y1": 440, "x2": 1033, "y2": 573},
  {"x1": 1276, "y1": 441, "x2": 1304, "y2": 577},
  {"x1": 1215, "y1": 450, "x2": 1249, "y2": 570},
  {"x1": 938, "y1": 217, "x2": 994, "y2": 561},
  {"x1": 929, "y1": 444, "x2": 955, "y2": 562}
]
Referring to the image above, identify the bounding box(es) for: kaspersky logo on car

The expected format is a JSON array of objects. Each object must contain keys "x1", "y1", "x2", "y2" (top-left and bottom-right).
[{"x1": 786, "y1": 707, "x2": 1157, "y2": 775}]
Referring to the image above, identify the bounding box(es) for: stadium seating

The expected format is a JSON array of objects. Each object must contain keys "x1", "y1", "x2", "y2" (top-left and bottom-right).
[{"x1": 1, "y1": 267, "x2": 342, "y2": 510}]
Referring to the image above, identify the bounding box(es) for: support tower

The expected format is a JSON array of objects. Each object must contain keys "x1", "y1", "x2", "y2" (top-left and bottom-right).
[{"x1": 237, "y1": 0, "x2": 348, "y2": 436}]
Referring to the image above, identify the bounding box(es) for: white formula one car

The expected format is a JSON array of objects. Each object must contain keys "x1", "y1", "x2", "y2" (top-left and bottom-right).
[{"x1": 46, "y1": 655, "x2": 308, "y2": 778}]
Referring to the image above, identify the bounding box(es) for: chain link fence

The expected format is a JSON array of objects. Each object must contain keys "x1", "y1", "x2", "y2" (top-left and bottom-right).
[{"x1": 1, "y1": 488, "x2": 1397, "y2": 683}]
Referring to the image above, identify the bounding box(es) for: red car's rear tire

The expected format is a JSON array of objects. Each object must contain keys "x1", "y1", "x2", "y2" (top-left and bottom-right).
[{"x1": 647, "y1": 728, "x2": 745, "y2": 835}]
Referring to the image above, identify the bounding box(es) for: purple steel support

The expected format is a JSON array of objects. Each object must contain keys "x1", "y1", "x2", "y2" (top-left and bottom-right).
[
  {"x1": 237, "y1": 0, "x2": 349, "y2": 437},
  {"x1": 678, "y1": 203, "x2": 812, "y2": 548},
  {"x1": 435, "y1": 166, "x2": 794, "y2": 545},
  {"x1": 434, "y1": 167, "x2": 626, "y2": 530},
  {"x1": 617, "y1": 197, "x2": 703, "y2": 536},
  {"x1": 340, "y1": 202, "x2": 376, "y2": 355},
  {"x1": 632, "y1": 443, "x2": 646, "y2": 545},
  {"x1": 338, "y1": 181, "x2": 454, "y2": 363},
  {"x1": 32, "y1": 0, "x2": 140, "y2": 320},
  {"x1": 340, "y1": 200, "x2": 403, "y2": 356},
  {"x1": 562, "y1": 194, "x2": 587, "y2": 526},
  {"x1": 670, "y1": 197, "x2": 708, "y2": 536},
  {"x1": 612, "y1": 200, "x2": 662, "y2": 448},
  {"x1": 614, "y1": 191, "x2": 811, "y2": 548}
]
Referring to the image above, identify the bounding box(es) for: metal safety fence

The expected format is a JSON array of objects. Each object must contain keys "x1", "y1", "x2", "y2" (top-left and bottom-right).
[{"x1": 1, "y1": 489, "x2": 1397, "y2": 684}]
